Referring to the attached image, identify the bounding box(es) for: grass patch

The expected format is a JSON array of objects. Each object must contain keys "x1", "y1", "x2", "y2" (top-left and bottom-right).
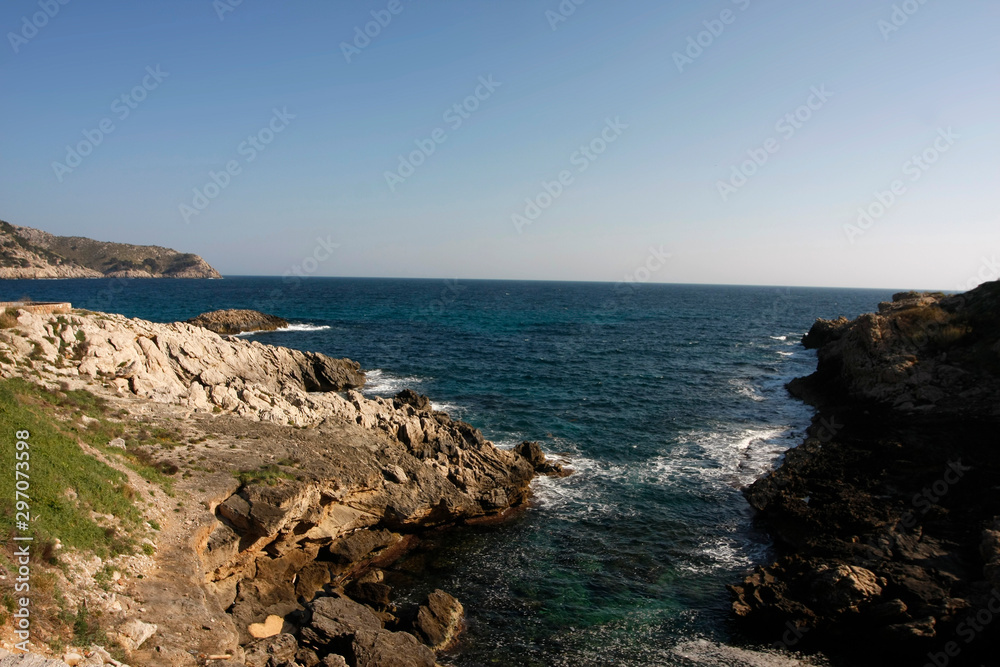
[
  {"x1": 0, "y1": 378, "x2": 147, "y2": 557},
  {"x1": 236, "y1": 464, "x2": 295, "y2": 486}
]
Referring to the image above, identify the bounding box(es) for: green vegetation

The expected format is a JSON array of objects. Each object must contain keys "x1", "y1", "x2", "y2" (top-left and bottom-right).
[
  {"x1": 0, "y1": 221, "x2": 66, "y2": 268},
  {"x1": 0, "y1": 219, "x2": 218, "y2": 277},
  {"x1": 895, "y1": 306, "x2": 970, "y2": 350},
  {"x1": 236, "y1": 464, "x2": 295, "y2": 486},
  {"x1": 0, "y1": 378, "x2": 147, "y2": 557}
]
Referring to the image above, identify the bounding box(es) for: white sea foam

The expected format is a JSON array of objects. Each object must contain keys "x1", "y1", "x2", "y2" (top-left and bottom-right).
[
  {"x1": 769, "y1": 335, "x2": 787, "y2": 341},
  {"x1": 530, "y1": 453, "x2": 632, "y2": 518},
  {"x1": 646, "y1": 425, "x2": 797, "y2": 492},
  {"x1": 430, "y1": 402, "x2": 470, "y2": 419},
  {"x1": 362, "y1": 369, "x2": 424, "y2": 395},
  {"x1": 730, "y1": 378, "x2": 766, "y2": 402},
  {"x1": 234, "y1": 322, "x2": 331, "y2": 335},
  {"x1": 278, "y1": 323, "x2": 331, "y2": 332}
]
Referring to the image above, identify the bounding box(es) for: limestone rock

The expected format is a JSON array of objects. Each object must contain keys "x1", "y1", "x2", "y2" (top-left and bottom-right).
[
  {"x1": 0, "y1": 306, "x2": 559, "y2": 665},
  {"x1": 809, "y1": 564, "x2": 882, "y2": 614},
  {"x1": 0, "y1": 654, "x2": 74, "y2": 667},
  {"x1": 412, "y1": 589, "x2": 464, "y2": 650},
  {"x1": 299, "y1": 595, "x2": 382, "y2": 650},
  {"x1": 247, "y1": 614, "x2": 284, "y2": 639},
  {"x1": 393, "y1": 389, "x2": 430, "y2": 412},
  {"x1": 513, "y1": 441, "x2": 567, "y2": 477},
  {"x1": 789, "y1": 282, "x2": 1000, "y2": 417},
  {"x1": 243, "y1": 633, "x2": 298, "y2": 667},
  {"x1": 116, "y1": 618, "x2": 157, "y2": 651},
  {"x1": 186, "y1": 309, "x2": 289, "y2": 335},
  {"x1": 351, "y1": 629, "x2": 436, "y2": 667}
]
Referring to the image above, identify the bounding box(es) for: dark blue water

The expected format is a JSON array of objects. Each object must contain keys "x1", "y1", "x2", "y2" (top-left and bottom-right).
[{"x1": 1, "y1": 277, "x2": 896, "y2": 665}]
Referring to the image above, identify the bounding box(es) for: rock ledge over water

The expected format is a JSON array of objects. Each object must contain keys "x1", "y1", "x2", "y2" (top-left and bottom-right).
[{"x1": 731, "y1": 281, "x2": 1000, "y2": 665}]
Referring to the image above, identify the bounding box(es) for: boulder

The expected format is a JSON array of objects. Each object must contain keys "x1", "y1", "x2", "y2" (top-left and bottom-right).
[
  {"x1": 243, "y1": 633, "x2": 298, "y2": 667},
  {"x1": 351, "y1": 629, "x2": 436, "y2": 667},
  {"x1": 514, "y1": 441, "x2": 567, "y2": 477},
  {"x1": 300, "y1": 595, "x2": 383, "y2": 649},
  {"x1": 248, "y1": 614, "x2": 284, "y2": 639},
  {"x1": 115, "y1": 618, "x2": 158, "y2": 651},
  {"x1": 809, "y1": 564, "x2": 883, "y2": 614},
  {"x1": 187, "y1": 309, "x2": 289, "y2": 335},
  {"x1": 801, "y1": 316, "x2": 849, "y2": 349},
  {"x1": 412, "y1": 589, "x2": 464, "y2": 650},
  {"x1": 394, "y1": 389, "x2": 431, "y2": 412}
]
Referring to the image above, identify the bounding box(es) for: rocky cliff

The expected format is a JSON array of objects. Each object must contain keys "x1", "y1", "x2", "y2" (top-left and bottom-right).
[
  {"x1": 0, "y1": 306, "x2": 560, "y2": 666},
  {"x1": 730, "y1": 282, "x2": 1000, "y2": 665},
  {"x1": 0, "y1": 221, "x2": 221, "y2": 279}
]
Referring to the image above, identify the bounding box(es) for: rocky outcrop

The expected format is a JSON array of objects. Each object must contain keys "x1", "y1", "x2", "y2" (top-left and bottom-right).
[
  {"x1": 0, "y1": 220, "x2": 221, "y2": 279},
  {"x1": 0, "y1": 306, "x2": 560, "y2": 665},
  {"x1": 187, "y1": 310, "x2": 289, "y2": 335},
  {"x1": 789, "y1": 285, "x2": 1000, "y2": 417},
  {"x1": 298, "y1": 595, "x2": 436, "y2": 667},
  {"x1": 0, "y1": 308, "x2": 365, "y2": 421},
  {"x1": 732, "y1": 282, "x2": 1000, "y2": 665}
]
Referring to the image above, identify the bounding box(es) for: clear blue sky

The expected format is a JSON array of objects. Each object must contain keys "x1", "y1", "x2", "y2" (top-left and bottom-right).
[{"x1": 1, "y1": 0, "x2": 997, "y2": 289}]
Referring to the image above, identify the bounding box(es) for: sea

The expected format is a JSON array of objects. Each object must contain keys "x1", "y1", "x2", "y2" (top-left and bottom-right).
[{"x1": 2, "y1": 277, "x2": 898, "y2": 666}]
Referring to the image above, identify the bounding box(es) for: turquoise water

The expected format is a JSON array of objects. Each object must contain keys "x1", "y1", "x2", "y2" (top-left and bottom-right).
[{"x1": 1, "y1": 277, "x2": 895, "y2": 665}]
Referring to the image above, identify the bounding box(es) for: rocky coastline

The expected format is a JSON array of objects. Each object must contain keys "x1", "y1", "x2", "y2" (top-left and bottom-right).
[
  {"x1": 0, "y1": 307, "x2": 563, "y2": 666},
  {"x1": 0, "y1": 222, "x2": 221, "y2": 279},
  {"x1": 730, "y1": 282, "x2": 1000, "y2": 665}
]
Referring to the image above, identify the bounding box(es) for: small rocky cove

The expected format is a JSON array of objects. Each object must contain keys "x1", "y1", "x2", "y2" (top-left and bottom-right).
[
  {"x1": 3, "y1": 283, "x2": 1000, "y2": 666},
  {"x1": 0, "y1": 307, "x2": 564, "y2": 666}
]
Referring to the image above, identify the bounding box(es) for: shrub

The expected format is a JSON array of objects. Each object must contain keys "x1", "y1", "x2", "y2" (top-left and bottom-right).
[{"x1": 0, "y1": 308, "x2": 18, "y2": 329}]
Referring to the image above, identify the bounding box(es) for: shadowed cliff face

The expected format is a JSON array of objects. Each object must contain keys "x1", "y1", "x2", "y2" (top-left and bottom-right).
[{"x1": 731, "y1": 282, "x2": 1000, "y2": 666}]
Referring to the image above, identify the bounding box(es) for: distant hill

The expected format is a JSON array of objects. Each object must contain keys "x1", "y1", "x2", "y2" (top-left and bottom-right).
[{"x1": 0, "y1": 221, "x2": 222, "y2": 279}]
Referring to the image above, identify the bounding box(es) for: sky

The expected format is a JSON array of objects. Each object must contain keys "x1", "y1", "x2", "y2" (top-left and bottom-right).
[{"x1": 1, "y1": 0, "x2": 997, "y2": 290}]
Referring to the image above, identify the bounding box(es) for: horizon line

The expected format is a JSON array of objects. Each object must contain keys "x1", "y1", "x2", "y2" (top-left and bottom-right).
[{"x1": 210, "y1": 275, "x2": 958, "y2": 293}]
